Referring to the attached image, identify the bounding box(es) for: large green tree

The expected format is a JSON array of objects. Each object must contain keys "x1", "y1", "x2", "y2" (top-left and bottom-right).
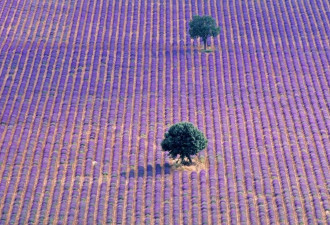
[
  {"x1": 189, "y1": 15, "x2": 220, "y2": 50},
  {"x1": 161, "y1": 122, "x2": 208, "y2": 165}
]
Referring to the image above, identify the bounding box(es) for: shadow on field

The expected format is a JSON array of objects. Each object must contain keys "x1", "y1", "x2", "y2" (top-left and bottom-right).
[
  {"x1": 120, "y1": 163, "x2": 172, "y2": 179},
  {"x1": 119, "y1": 157, "x2": 205, "y2": 179}
]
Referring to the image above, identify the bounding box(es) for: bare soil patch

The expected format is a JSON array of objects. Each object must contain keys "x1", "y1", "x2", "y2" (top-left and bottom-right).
[{"x1": 169, "y1": 157, "x2": 207, "y2": 172}]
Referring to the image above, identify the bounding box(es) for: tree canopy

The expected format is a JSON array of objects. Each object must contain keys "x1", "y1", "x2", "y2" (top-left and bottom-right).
[
  {"x1": 161, "y1": 122, "x2": 208, "y2": 165},
  {"x1": 189, "y1": 15, "x2": 220, "y2": 50}
]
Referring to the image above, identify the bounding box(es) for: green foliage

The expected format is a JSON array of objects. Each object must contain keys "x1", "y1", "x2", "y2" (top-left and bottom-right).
[
  {"x1": 189, "y1": 15, "x2": 220, "y2": 50},
  {"x1": 161, "y1": 122, "x2": 208, "y2": 165}
]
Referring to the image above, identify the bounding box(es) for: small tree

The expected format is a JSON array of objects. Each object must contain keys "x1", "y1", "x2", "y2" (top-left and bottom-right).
[
  {"x1": 161, "y1": 122, "x2": 208, "y2": 165},
  {"x1": 189, "y1": 15, "x2": 220, "y2": 50}
]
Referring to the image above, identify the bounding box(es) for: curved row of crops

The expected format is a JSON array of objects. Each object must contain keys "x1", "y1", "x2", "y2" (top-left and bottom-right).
[{"x1": 0, "y1": 0, "x2": 329, "y2": 224}]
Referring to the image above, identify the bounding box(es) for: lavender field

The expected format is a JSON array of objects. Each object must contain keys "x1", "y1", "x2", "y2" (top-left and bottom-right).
[{"x1": 0, "y1": 0, "x2": 329, "y2": 224}]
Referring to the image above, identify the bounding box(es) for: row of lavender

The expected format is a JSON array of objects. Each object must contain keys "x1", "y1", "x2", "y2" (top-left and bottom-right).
[
  {"x1": 0, "y1": 0, "x2": 329, "y2": 224},
  {"x1": 0, "y1": 1, "x2": 72, "y2": 223},
  {"x1": 0, "y1": 0, "x2": 107, "y2": 223},
  {"x1": 209, "y1": 0, "x2": 330, "y2": 223},
  {"x1": 3, "y1": 0, "x2": 106, "y2": 221}
]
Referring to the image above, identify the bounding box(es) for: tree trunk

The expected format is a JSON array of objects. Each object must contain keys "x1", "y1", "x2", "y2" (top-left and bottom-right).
[
  {"x1": 203, "y1": 40, "x2": 207, "y2": 50},
  {"x1": 180, "y1": 155, "x2": 185, "y2": 165},
  {"x1": 187, "y1": 155, "x2": 192, "y2": 164}
]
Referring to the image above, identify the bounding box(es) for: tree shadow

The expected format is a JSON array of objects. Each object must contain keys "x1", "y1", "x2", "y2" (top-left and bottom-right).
[
  {"x1": 120, "y1": 157, "x2": 205, "y2": 180},
  {"x1": 121, "y1": 162, "x2": 172, "y2": 179}
]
